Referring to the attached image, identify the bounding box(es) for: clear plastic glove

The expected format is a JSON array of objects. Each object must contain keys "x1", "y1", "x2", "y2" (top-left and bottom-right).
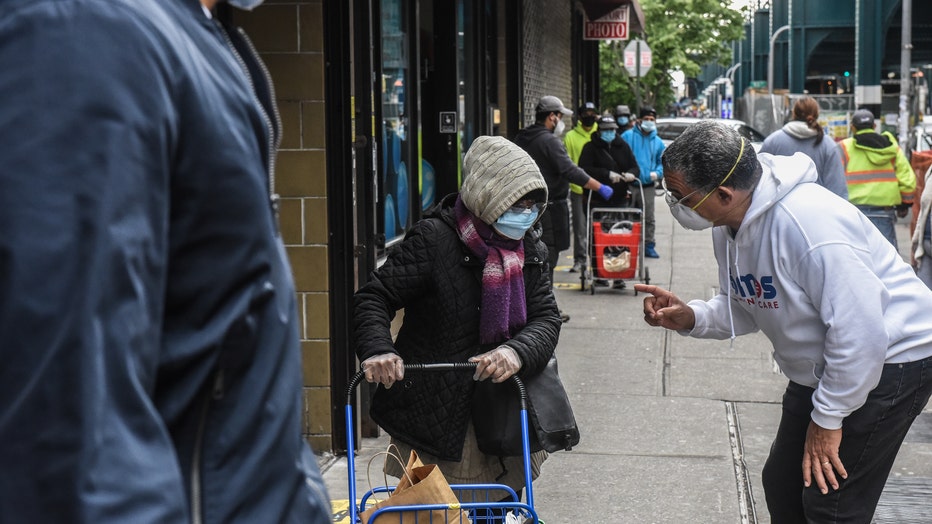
[
  {"x1": 469, "y1": 346, "x2": 522, "y2": 383},
  {"x1": 622, "y1": 172, "x2": 637, "y2": 183},
  {"x1": 649, "y1": 171, "x2": 659, "y2": 182},
  {"x1": 361, "y1": 353, "x2": 404, "y2": 389},
  {"x1": 608, "y1": 171, "x2": 623, "y2": 184},
  {"x1": 597, "y1": 184, "x2": 614, "y2": 200}
]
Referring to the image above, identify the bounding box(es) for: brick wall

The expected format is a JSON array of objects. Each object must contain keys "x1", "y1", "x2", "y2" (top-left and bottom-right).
[
  {"x1": 522, "y1": 0, "x2": 574, "y2": 126},
  {"x1": 233, "y1": 0, "x2": 332, "y2": 453}
]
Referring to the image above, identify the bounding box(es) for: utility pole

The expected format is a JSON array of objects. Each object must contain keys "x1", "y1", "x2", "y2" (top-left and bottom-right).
[
  {"x1": 767, "y1": 25, "x2": 790, "y2": 95},
  {"x1": 635, "y1": 40, "x2": 641, "y2": 113},
  {"x1": 898, "y1": 0, "x2": 912, "y2": 150},
  {"x1": 768, "y1": 25, "x2": 791, "y2": 131}
]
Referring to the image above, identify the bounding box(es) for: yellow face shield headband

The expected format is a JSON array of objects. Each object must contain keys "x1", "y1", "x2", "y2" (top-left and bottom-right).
[{"x1": 690, "y1": 137, "x2": 746, "y2": 211}]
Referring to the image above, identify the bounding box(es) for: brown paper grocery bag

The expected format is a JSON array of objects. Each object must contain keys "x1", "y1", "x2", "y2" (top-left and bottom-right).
[
  {"x1": 359, "y1": 458, "x2": 469, "y2": 524},
  {"x1": 392, "y1": 450, "x2": 425, "y2": 493}
]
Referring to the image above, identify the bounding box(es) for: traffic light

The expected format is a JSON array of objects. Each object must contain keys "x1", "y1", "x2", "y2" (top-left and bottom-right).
[{"x1": 844, "y1": 71, "x2": 850, "y2": 77}]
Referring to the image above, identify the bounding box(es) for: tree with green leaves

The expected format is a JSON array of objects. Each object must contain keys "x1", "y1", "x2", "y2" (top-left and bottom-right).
[{"x1": 601, "y1": 0, "x2": 746, "y2": 114}]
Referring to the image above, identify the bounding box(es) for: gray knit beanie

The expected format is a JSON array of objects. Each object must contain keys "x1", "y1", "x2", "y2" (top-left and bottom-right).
[{"x1": 460, "y1": 136, "x2": 548, "y2": 225}]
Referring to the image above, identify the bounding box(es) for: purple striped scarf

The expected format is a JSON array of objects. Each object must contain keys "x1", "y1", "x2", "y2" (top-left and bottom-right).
[{"x1": 454, "y1": 196, "x2": 527, "y2": 345}]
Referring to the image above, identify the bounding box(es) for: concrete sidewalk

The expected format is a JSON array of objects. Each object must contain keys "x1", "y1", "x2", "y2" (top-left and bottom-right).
[{"x1": 322, "y1": 193, "x2": 932, "y2": 523}]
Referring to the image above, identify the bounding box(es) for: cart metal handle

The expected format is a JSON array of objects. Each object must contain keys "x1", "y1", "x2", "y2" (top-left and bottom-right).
[
  {"x1": 346, "y1": 362, "x2": 528, "y2": 406},
  {"x1": 345, "y1": 362, "x2": 535, "y2": 523}
]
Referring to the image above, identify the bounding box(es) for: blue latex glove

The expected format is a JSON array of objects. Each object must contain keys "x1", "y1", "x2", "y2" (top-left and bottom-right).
[{"x1": 597, "y1": 184, "x2": 614, "y2": 200}]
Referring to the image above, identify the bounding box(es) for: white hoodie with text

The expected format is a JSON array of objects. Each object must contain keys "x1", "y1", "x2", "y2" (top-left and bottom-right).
[{"x1": 687, "y1": 152, "x2": 932, "y2": 429}]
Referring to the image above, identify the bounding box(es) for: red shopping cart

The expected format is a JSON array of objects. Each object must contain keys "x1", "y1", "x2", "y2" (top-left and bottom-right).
[
  {"x1": 582, "y1": 205, "x2": 650, "y2": 294},
  {"x1": 345, "y1": 362, "x2": 541, "y2": 523}
]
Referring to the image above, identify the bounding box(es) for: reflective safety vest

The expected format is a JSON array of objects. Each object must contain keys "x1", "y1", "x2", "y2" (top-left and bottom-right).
[
  {"x1": 564, "y1": 123, "x2": 596, "y2": 195},
  {"x1": 839, "y1": 130, "x2": 915, "y2": 206}
]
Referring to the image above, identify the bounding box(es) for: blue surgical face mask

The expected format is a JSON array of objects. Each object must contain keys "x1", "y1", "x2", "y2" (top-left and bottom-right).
[
  {"x1": 640, "y1": 120, "x2": 656, "y2": 133},
  {"x1": 616, "y1": 116, "x2": 629, "y2": 126},
  {"x1": 600, "y1": 131, "x2": 616, "y2": 144},
  {"x1": 227, "y1": 0, "x2": 266, "y2": 10},
  {"x1": 493, "y1": 206, "x2": 540, "y2": 240}
]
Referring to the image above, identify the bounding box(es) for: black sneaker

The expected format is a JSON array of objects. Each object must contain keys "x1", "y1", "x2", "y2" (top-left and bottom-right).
[
  {"x1": 612, "y1": 280, "x2": 626, "y2": 290},
  {"x1": 569, "y1": 262, "x2": 583, "y2": 273},
  {"x1": 593, "y1": 279, "x2": 609, "y2": 287}
]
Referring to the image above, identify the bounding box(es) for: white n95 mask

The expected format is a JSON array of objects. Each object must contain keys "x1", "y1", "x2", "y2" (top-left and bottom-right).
[{"x1": 669, "y1": 202, "x2": 714, "y2": 230}]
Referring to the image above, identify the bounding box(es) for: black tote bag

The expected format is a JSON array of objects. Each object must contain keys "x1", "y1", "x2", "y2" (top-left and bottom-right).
[{"x1": 472, "y1": 356, "x2": 580, "y2": 456}]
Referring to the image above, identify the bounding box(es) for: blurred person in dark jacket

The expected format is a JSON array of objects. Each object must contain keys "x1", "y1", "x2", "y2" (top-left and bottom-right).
[
  {"x1": 354, "y1": 136, "x2": 561, "y2": 503},
  {"x1": 0, "y1": 1, "x2": 330, "y2": 522}
]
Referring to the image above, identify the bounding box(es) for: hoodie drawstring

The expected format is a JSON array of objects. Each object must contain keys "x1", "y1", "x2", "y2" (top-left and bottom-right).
[{"x1": 726, "y1": 239, "x2": 738, "y2": 349}]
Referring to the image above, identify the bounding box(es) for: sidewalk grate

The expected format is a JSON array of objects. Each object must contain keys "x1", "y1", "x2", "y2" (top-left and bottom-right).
[
  {"x1": 903, "y1": 412, "x2": 932, "y2": 443},
  {"x1": 873, "y1": 477, "x2": 932, "y2": 523}
]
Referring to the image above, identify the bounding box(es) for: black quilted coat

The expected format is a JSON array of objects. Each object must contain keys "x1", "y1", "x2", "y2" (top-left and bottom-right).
[{"x1": 353, "y1": 194, "x2": 562, "y2": 461}]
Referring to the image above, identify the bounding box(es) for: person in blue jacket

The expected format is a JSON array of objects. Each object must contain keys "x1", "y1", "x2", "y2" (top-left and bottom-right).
[
  {"x1": 0, "y1": 1, "x2": 331, "y2": 522},
  {"x1": 622, "y1": 106, "x2": 666, "y2": 258}
]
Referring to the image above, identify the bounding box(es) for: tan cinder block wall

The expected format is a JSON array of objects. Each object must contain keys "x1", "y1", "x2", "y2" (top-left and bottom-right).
[{"x1": 234, "y1": 0, "x2": 332, "y2": 454}]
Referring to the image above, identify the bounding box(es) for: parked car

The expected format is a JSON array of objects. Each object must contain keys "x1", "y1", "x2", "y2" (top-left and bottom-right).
[
  {"x1": 907, "y1": 120, "x2": 932, "y2": 160},
  {"x1": 654, "y1": 117, "x2": 765, "y2": 152}
]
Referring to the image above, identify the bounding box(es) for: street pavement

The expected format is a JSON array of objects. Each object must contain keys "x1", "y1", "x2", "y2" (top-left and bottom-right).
[{"x1": 322, "y1": 191, "x2": 932, "y2": 523}]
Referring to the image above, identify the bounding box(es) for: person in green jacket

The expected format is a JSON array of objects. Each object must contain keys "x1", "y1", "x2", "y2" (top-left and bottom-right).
[
  {"x1": 839, "y1": 109, "x2": 916, "y2": 250},
  {"x1": 564, "y1": 102, "x2": 599, "y2": 273}
]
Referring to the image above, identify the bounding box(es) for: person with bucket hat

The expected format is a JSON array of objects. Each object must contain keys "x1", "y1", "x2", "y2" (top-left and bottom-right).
[
  {"x1": 578, "y1": 115, "x2": 639, "y2": 209},
  {"x1": 579, "y1": 115, "x2": 640, "y2": 289},
  {"x1": 614, "y1": 104, "x2": 634, "y2": 132}
]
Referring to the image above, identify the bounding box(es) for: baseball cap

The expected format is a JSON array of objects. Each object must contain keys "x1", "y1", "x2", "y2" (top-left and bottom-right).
[
  {"x1": 614, "y1": 105, "x2": 631, "y2": 117},
  {"x1": 597, "y1": 115, "x2": 618, "y2": 130},
  {"x1": 851, "y1": 109, "x2": 875, "y2": 129},
  {"x1": 639, "y1": 106, "x2": 657, "y2": 118},
  {"x1": 578, "y1": 101, "x2": 598, "y2": 114},
  {"x1": 536, "y1": 95, "x2": 573, "y2": 116}
]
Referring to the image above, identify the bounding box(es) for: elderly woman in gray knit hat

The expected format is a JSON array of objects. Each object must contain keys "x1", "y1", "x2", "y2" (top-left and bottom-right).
[{"x1": 353, "y1": 135, "x2": 561, "y2": 509}]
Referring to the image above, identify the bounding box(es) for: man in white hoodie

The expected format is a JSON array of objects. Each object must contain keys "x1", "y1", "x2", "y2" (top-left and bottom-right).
[{"x1": 634, "y1": 121, "x2": 932, "y2": 523}]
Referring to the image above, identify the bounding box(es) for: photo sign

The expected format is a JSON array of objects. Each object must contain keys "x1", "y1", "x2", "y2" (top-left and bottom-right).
[{"x1": 583, "y1": 5, "x2": 629, "y2": 41}]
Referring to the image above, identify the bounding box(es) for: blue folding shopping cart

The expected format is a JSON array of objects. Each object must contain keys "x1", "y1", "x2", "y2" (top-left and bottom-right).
[{"x1": 345, "y1": 362, "x2": 541, "y2": 523}]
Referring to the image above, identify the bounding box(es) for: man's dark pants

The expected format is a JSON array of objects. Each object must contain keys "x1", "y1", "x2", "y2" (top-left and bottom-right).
[
  {"x1": 541, "y1": 199, "x2": 570, "y2": 290},
  {"x1": 762, "y1": 356, "x2": 932, "y2": 523}
]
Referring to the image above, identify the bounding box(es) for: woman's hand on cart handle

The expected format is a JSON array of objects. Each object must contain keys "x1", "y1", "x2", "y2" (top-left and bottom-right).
[
  {"x1": 621, "y1": 172, "x2": 637, "y2": 183},
  {"x1": 633, "y1": 284, "x2": 696, "y2": 331},
  {"x1": 469, "y1": 346, "x2": 522, "y2": 383},
  {"x1": 361, "y1": 352, "x2": 405, "y2": 389}
]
